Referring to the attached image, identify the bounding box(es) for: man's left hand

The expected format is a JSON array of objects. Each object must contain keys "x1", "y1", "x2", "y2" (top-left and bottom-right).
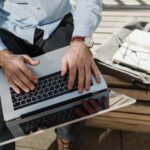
[{"x1": 61, "y1": 42, "x2": 100, "y2": 93}]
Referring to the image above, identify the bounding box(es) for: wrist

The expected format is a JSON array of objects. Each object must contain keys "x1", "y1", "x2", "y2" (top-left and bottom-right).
[
  {"x1": 0, "y1": 50, "x2": 12, "y2": 67},
  {"x1": 71, "y1": 36, "x2": 85, "y2": 43},
  {"x1": 70, "y1": 41, "x2": 88, "y2": 50},
  {"x1": 71, "y1": 36, "x2": 87, "y2": 49},
  {"x1": 71, "y1": 36, "x2": 94, "y2": 48}
]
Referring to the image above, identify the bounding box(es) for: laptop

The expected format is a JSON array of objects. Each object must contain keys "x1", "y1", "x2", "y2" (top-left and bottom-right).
[
  {"x1": 0, "y1": 46, "x2": 109, "y2": 140},
  {"x1": 112, "y1": 29, "x2": 150, "y2": 74}
]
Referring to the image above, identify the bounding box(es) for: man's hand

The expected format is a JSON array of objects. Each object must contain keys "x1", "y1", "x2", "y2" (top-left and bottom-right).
[
  {"x1": 74, "y1": 96, "x2": 109, "y2": 117},
  {"x1": 0, "y1": 50, "x2": 40, "y2": 94},
  {"x1": 74, "y1": 99, "x2": 102, "y2": 117},
  {"x1": 61, "y1": 42, "x2": 100, "y2": 93}
]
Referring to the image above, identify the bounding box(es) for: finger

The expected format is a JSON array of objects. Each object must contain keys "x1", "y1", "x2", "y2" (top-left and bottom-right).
[
  {"x1": 74, "y1": 108, "x2": 87, "y2": 117},
  {"x1": 85, "y1": 65, "x2": 91, "y2": 91},
  {"x1": 91, "y1": 60, "x2": 101, "y2": 83},
  {"x1": 68, "y1": 65, "x2": 77, "y2": 90},
  {"x1": 89, "y1": 99, "x2": 103, "y2": 112},
  {"x1": 19, "y1": 64, "x2": 38, "y2": 84},
  {"x1": 78, "y1": 66, "x2": 85, "y2": 93},
  {"x1": 8, "y1": 78, "x2": 20, "y2": 94},
  {"x1": 15, "y1": 69, "x2": 35, "y2": 91},
  {"x1": 11, "y1": 73, "x2": 29, "y2": 93},
  {"x1": 61, "y1": 57, "x2": 68, "y2": 76},
  {"x1": 22, "y1": 55, "x2": 40, "y2": 66},
  {"x1": 82, "y1": 100, "x2": 96, "y2": 114}
]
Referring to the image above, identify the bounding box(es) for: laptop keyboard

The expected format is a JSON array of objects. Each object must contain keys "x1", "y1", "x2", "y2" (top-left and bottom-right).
[
  {"x1": 10, "y1": 71, "x2": 81, "y2": 110},
  {"x1": 20, "y1": 107, "x2": 78, "y2": 134}
]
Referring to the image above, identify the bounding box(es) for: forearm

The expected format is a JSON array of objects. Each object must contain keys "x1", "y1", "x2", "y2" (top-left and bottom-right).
[{"x1": 73, "y1": 0, "x2": 102, "y2": 37}]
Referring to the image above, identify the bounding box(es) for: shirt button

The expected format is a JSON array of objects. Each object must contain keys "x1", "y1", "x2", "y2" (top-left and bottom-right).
[{"x1": 37, "y1": 7, "x2": 41, "y2": 10}]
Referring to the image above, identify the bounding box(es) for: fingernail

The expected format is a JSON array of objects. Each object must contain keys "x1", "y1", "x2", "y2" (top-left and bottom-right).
[
  {"x1": 25, "y1": 89, "x2": 29, "y2": 93},
  {"x1": 86, "y1": 87, "x2": 90, "y2": 91},
  {"x1": 97, "y1": 78, "x2": 100, "y2": 83},
  {"x1": 79, "y1": 89, "x2": 83, "y2": 93},
  {"x1": 17, "y1": 90, "x2": 20, "y2": 94},
  {"x1": 34, "y1": 79, "x2": 38, "y2": 83},
  {"x1": 31, "y1": 86, "x2": 35, "y2": 90}
]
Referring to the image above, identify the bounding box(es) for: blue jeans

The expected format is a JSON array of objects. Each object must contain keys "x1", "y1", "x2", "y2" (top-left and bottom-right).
[{"x1": 56, "y1": 121, "x2": 85, "y2": 142}]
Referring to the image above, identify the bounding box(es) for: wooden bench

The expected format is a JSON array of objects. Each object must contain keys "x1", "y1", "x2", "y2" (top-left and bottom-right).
[
  {"x1": 59, "y1": 2, "x2": 150, "y2": 147},
  {"x1": 86, "y1": 75, "x2": 150, "y2": 134},
  {"x1": 86, "y1": 0, "x2": 150, "y2": 134}
]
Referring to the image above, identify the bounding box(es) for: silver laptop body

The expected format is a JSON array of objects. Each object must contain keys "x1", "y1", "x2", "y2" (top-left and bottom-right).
[{"x1": 0, "y1": 46, "x2": 108, "y2": 137}]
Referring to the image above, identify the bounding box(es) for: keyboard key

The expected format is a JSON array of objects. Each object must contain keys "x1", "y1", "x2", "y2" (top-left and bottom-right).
[
  {"x1": 32, "y1": 97, "x2": 36, "y2": 102},
  {"x1": 54, "y1": 90, "x2": 59, "y2": 95},
  {"x1": 21, "y1": 101, "x2": 25, "y2": 105},
  {"x1": 45, "y1": 88, "x2": 49, "y2": 92},
  {"x1": 14, "y1": 102, "x2": 20, "y2": 107},
  {"x1": 53, "y1": 81, "x2": 56, "y2": 85},
  {"x1": 10, "y1": 71, "x2": 88, "y2": 110},
  {"x1": 37, "y1": 95, "x2": 42, "y2": 99},
  {"x1": 50, "y1": 86, "x2": 54, "y2": 90},
  {"x1": 27, "y1": 99, "x2": 31, "y2": 103},
  {"x1": 43, "y1": 94, "x2": 47, "y2": 98},
  {"x1": 48, "y1": 92, "x2": 53, "y2": 96}
]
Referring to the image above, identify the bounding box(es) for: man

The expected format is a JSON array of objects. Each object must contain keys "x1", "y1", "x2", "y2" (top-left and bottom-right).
[{"x1": 0, "y1": 0, "x2": 102, "y2": 149}]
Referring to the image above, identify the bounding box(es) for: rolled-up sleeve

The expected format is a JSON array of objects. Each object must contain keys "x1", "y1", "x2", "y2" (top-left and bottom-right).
[
  {"x1": 0, "y1": 39, "x2": 7, "y2": 51},
  {"x1": 73, "y1": 0, "x2": 102, "y2": 37}
]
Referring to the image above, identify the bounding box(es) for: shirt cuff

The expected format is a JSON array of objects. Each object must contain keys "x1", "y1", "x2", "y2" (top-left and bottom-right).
[
  {"x1": 73, "y1": 23, "x2": 93, "y2": 37},
  {"x1": 0, "y1": 39, "x2": 7, "y2": 51}
]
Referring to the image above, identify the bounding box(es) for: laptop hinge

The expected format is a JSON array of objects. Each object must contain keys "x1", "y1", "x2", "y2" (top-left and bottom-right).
[
  {"x1": 92, "y1": 89, "x2": 107, "y2": 95},
  {"x1": 20, "y1": 93, "x2": 92, "y2": 119}
]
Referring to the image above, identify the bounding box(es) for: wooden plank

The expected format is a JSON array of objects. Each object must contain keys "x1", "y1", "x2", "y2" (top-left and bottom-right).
[
  {"x1": 93, "y1": 38, "x2": 109, "y2": 45},
  {"x1": 86, "y1": 118, "x2": 150, "y2": 134},
  {"x1": 117, "y1": 102, "x2": 150, "y2": 115},
  {"x1": 93, "y1": 33, "x2": 111, "y2": 39},
  {"x1": 102, "y1": 112, "x2": 150, "y2": 122},
  {"x1": 102, "y1": 10, "x2": 150, "y2": 17},
  {"x1": 99, "y1": 22, "x2": 126, "y2": 28},
  {"x1": 110, "y1": 88, "x2": 150, "y2": 101},
  {"x1": 103, "y1": 5, "x2": 150, "y2": 10},
  {"x1": 91, "y1": 117, "x2": 150, "y2": 128},
  {"x1": 101, "y1": 16, "x2": 150, "y2": 22},
  {"x1": 87, "y1": 103, "x2": 150, "y2": 133},
  {"x1": 95, "y1": 27, "x2": 118, "y2": 33},
  {"x1": 103, "y1": 0, "x2": 150, "y2": 5}
]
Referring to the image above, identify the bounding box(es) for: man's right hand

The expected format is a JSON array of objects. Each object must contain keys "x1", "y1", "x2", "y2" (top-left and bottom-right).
[{"x1": 0, "y1": 50, "x2": 40, "y2": 94}]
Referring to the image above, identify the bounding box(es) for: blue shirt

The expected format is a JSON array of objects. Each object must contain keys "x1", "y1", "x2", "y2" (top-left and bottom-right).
[{"x1": 0, "y1": 0, "x2": 102, "y2": 51}]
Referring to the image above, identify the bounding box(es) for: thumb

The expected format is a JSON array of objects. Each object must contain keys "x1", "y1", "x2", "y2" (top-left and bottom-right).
[
  {"x1": 22, "y1": 55, "x2": 40, "y2": 66},
  {"x1": 61, "y1": 57, "x2": 68, "y2": 76}
]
